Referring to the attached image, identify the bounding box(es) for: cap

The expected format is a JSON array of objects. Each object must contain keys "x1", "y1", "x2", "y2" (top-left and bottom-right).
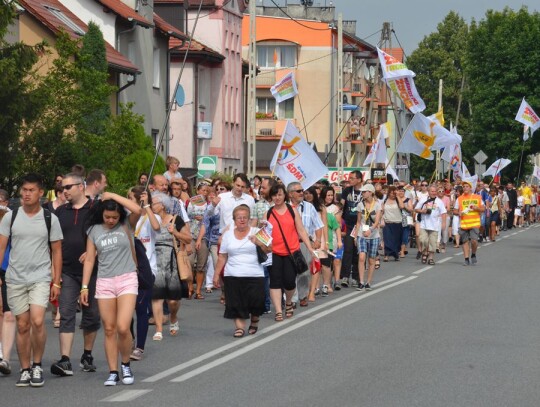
[
  {"x1": 462, "y1": 180, "x2": 473, "y2": 187},
  {"x1": 360, "y1": 184, "x2": 375, "y2": 193}
]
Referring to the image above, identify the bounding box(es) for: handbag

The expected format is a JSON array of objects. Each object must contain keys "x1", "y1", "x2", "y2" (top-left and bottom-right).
[
  {"x1": 171, "y1": 216, "x2": 193, "y2": 281},
  {"x1": 256, "y1": 245, "x2": 268, "y2": 264},
  {"x1": 269, "y1": 205, "x2": 308, "y2": 275},
  {"x1": 123, "y1": 224, "x2": 154, "y2": 290}
]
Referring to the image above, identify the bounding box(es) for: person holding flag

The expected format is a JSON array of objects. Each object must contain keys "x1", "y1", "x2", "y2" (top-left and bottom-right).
[{"x1": 453, "y1": 180, "x2": 485, "y2": 266}]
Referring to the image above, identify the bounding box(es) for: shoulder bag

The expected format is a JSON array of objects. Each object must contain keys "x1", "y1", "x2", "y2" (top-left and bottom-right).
[
  {"x1": 269, "y1": 204, "x2": 308, "y2": 275},
  {"x1": 171, "y1": 216, "x2": 193, "y2": 282},
  {"x1": 123, "y1": 224, "x2": 154, "y2": 290}
]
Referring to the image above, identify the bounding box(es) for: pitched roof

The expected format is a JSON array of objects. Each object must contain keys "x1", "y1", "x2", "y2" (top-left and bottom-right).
[
  {"x1": 383, "y1": 48, "x2": 404, "y2": 62},
  {"x1": 155, "y1": 0, "x2": 216, "y2": 7},
  {"x1": 153, "y1": 13, "x2": 189, "y2": 40},
  {"x1": 18, "y1": 0, "x2": 139, "y2": 74},
  {"x1": 95, "y1": 0, "x2": 153, "y2": 28},
  {"x1": 169, "y1": 35, "x2": 224, "y2": 62}
]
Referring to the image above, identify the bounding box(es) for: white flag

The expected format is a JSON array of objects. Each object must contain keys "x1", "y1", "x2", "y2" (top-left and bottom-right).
[
  {"x1": 377, "y1": 48, "x2": 415, "y2": 80},
  {"x1": 386, "y1": 76, "x2": 426, "y2": 114},
  {"x1": 523, "y1": 125, "x2": 530, "y2": 141},
  {"x1": 532, "y1": 165, "x2": 540, "y2": 180},
  {"x1": 462, "y1": 162, "x2": 471, "y2": 178},
  {"x1": 363, "y1": 122, "x2": 390, "y2": 165},
  {"x1": 463, "y1": 174, "x2": 478, "y2": 192},
  {"x1": 515, "y1": 98, "x2": 540, "y2": 133},
  {"x1": 482, "y1": 158, "x2": 511, "y2": 178},
  {"x1": 398, "y1": 113, "x2": 461, "y2": 160},
  {"x1": 441, "y1": 143, "x2": 462, "y2": 180},
  {"x1": 385, "y1": 159, "x2": 399, "y2": 181},
  {"x1": 270, "y1": 120, "x2": 327, "y2": 189},
  {"x1": 270, "y1": 72, "x2": 298, "y2": 104}
]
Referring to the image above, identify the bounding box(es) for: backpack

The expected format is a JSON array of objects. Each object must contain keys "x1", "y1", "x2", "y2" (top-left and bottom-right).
[{"x1": 10, "y1": 207, "x2": 52, "y2": 256}]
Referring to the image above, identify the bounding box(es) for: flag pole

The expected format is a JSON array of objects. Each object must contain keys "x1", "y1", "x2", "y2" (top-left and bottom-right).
[
  {"x1": 516, "y1": 137, "x2": 527, "y2": 183},
  {"x1": 487, "y1": 158, "x2": 504, "y2": 188}
]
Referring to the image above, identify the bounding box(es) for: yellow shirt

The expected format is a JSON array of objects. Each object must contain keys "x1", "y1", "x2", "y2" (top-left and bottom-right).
[{"x1": 520, "y1": 186, "x2": 532, "y2": 205}]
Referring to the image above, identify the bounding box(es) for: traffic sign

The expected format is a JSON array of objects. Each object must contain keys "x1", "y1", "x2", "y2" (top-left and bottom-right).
[
  {"x1": 474, "y1": 150, "x2": 488, "y2": 164},
  {"x1": 197, "y1": 155, "x2": 217, "y2": 178}
]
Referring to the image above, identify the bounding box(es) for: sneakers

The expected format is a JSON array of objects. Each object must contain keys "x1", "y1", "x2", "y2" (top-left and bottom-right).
[
  {"x1": 130, "y1": 348, "x2": 144, "y2": 361},
  {"x1": 121, "y1": 363, "x2": 134, "y2": 385},
  {"x1": 471, "y1": 256, "x2": 477, "y2": 265},
  {"x1": 350, "y1": 279, "x2": 359, "y2": 288},
  {"x1": 80, "y1": 353, "x2": 96, "y2": 372},
  {"x1": 51, "y1": 359, "x2": 73, "y2": 376},
  {"x1": 321, "y1": 285, "x2": 329, "y2": 297},
  {"x1": 340, "y1": 278, "x2": 349, "y2": 288},
  {"x1": 16, "y1": 369, "x2": 32, "y2": 387},
  {"x1": 30, "y1": 365, "x2": 44, "y2": 387},
  {"x1": 356, "y1": 283, "x2": 365, "y2": 292},
  {"x1": 364, "y1": 283, "x2": 372, "y2": 291},
  {"x1": 314, "y1": 288, "x2": 321, "y2": 296},
  {"x1": 104, "y1": 372, "x2": 120, "y2": 386},
  {"x1": 333, "y1": 282, "x2": 341, "y2": 291},
  {"x1": 463, "y1": 259, "x2": 470, "y2": 266},
  {"x1": 0, "y1": 359, "x2": 11, "y2": 375}
]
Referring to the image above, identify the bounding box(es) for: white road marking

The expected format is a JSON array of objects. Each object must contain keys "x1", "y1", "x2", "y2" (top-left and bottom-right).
[
  {"x1": 101, "y1": 390, "x2": 153, "y2": 402},
  {"x1": 170, "y1": 276, "x2": 418, "y2": 383},
  {"x1": 142, "y1": 275, "x2": 405, "y2": 383},
  {"x1": 437, "y1": 256, "x2": 453, "y2": 264},
  {"x1": 413, "y1": 266, "x2": 432, "y2": 275},
  {"x1": 483, "y1": 242, "x2": 493, "y2": 247}
]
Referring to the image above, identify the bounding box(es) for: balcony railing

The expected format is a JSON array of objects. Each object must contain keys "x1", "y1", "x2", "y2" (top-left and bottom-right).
[{"x1": 255, "y1": 118, "x2": 295, "y2": 137}]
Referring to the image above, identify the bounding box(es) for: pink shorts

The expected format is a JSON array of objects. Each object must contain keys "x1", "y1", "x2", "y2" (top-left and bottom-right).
[{"x1": 95, "y1": 272, "x2": 138, "y2": 299}]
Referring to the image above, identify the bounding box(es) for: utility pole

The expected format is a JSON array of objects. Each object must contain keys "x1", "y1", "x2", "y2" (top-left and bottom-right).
[
  {"x1": 436, "y1": 79, "x2": 443, "y2": 180},
  {"x1": 336, "y1": 14, "x2": 344, "y2": 181},
  {"x1": 246, "y1": 0, "x2": 257, "y2": 178}
]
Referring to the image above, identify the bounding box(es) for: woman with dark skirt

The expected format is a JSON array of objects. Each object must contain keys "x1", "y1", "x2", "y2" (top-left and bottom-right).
[
  {"x1": 214, "y1": 205, "x2": 271, "y2": 338},
  {"x1": 381, "y1": 186, "x2": 403, "y2": 262}
]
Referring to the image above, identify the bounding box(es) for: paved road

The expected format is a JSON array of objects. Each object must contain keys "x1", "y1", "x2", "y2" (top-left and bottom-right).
[{"x1": 1, "y1": 225, "x2": 540, "y2": 406}]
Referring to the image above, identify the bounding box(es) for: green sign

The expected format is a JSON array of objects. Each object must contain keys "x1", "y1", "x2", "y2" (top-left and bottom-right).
[{"x1": 197, "y1": 155, "x2": 218, "y2": 178}]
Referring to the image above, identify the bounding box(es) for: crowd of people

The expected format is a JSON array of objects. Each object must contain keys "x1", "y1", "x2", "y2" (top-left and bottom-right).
[{"x1": 0, "y1": 158, "x2": 538, "y2": 388}]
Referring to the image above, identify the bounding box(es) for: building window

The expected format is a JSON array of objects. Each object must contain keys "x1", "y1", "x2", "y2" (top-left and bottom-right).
[
  {"x1": 256, "y1": 97, "x2": 276, "y2": 118},
  {"x1": 44, "y1": 6, "x2": 85, "y2": 35},
  {"x1": 279, "y1": 98, "x2": 294, "y2": 119},
  {"x1": 257, "y1": 45, "x2": 296, "y2": 68},
  {"x1": 153, "y1": 49, "x2": 160, "y2": 89}
]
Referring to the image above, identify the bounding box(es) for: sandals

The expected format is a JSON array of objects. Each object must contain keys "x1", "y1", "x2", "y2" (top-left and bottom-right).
[
  {"x1": 205, "y1": 288, "x2": 213, "y2": 294},
  {"x1": 299, "y1": 297, "x2": 308, "y2": 307},
  {"x1": 375, "y1": 259, "x2": 381, "y2": 270},
  {"x1": 169, "y1": 321, "x2": 179, "y2": 336},
  {"x1": 248, "y1": 317, "x2": 260, "y2": 335},
  {"x1": 383, "y1": 256, "x2": 389, "y2": 262},
  {"x1": 220, "y1": 295, "x2": 226, "y2": 305},
  {"x1": 427, "y1": 259, "x2": 435, "y2": 265},
  {"x1": 194, "y1": 293, "x2": 205, "y2": 300},
  {"x1": 233, "y1": 328, "x2": 245, "y2": 338},
  {"x1": 274, "y1": 312, "x2": 284, "y2": 322},
  {"x1": 285, "y1": 303, "x2": 294, "y2": 318},
  {"x1": 152, "y1": 332, "x2": 163, "y2": 341},
  {"x1": 421, "y1": 254, "x2": 428, "y2": 264}
]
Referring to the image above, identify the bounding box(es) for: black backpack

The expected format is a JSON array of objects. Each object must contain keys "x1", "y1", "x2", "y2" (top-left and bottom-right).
[{"x1": 10, "y1": 207, "x2": 52, "y2": 256}]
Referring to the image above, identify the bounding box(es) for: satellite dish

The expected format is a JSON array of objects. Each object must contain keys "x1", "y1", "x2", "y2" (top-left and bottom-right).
[{"x1": 175, "y1": 86, "x2": 185, "y2": 107}]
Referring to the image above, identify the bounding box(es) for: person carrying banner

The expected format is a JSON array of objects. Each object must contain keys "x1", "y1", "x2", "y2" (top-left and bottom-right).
[{"x1": 454, "y1": 180, "x2": 485, "y2": 266}]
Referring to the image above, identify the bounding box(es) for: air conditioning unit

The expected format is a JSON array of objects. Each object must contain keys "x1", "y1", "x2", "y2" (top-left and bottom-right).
[{"x1": 197, "y1": 122, "x2": 213, "y2": 139}]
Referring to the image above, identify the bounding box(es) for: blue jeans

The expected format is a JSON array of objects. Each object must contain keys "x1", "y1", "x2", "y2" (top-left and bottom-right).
[{"x1": 263, "y1": 266, "x2": 271, "y2": 312}]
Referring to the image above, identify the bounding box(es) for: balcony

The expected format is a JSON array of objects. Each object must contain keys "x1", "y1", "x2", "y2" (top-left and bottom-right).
[
  {"x1": 255, "y1": 71, "x2": 276, "y2": 88},
  {"x1": 255, "y1": 118, "x2": 296, "y2": 139}
]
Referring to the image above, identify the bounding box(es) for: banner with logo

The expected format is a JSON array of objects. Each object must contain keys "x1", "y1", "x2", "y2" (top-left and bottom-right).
[
  {"x1": 398, "y1": 113, "x2": 462, "y2": 160},
  {"x1": 441, "y1": 141, "x2": 462, "y2": 180},
  {"x1": 515, "y1": 98, "x2": 540, "y2": 134},
  {"x1": 387, "y1": 76, "x2": 426, "y2": 114},
  {"x1": 270, "y1": 121, "x2": 328, "y2": 189},
  {"x1": 377, "y1": 48, "x2": 415, "y2": 80},
  {"x1": 270, "y1": 72, "x2": 298, "y2": 104}
]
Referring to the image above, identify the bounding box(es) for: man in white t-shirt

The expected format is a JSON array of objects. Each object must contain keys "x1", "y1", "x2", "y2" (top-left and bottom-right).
[
  {"x1": 0, "y1": 174, "x2": 63, "y2": 387},
  {"x1": 415, "y1": 186, "x2": 447, "y2": 265},
  {"x1": 207, "y1": 173, "x2": 255, "y2": 234}
]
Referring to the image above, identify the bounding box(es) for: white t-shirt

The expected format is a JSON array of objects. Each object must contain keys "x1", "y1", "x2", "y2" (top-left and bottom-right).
[
  {"x1": 415, "y1": 197, "x2": 447, "y2": 232},
  {"x1": 219, "y1": 227, "x2": 264, "y2": 277},
  {"x1": 209, "y1": 191, "x2": 255, "y2": 233},
  {"x1": 135, "y1": 214, "x2": 161, "y2": 276}
]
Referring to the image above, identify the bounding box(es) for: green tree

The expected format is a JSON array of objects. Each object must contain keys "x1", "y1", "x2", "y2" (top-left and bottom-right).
[
  {"x1": 406, "y1": 11, "x2": 470, "y2": 179},
  {"x1": 466, "y1": 7, "x2": 540, "y2": 181},
  {"x1": 0, "y1": 2, "x2": 46, "y2": 189}
]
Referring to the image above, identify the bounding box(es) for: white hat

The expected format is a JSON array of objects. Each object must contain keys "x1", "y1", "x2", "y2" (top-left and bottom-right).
[{"x1": 359, "y1": 184, "x2": 375, "y2": 193}]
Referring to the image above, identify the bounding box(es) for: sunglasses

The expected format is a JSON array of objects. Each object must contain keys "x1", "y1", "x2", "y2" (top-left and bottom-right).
[
  {"x1": 218, "y1": 187, "x2": 227, "y2": 191},
  {"x1": 62, "y1": 183, "x2": 81, "y2": 191},
  {"x1": 421, "y1": 184, "x2": 428, "y2": 186},
  {"x1": 293, "y1": 189, "x2": 304, "y2": 193}
]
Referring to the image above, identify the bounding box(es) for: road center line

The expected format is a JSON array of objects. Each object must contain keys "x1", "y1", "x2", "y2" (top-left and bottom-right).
[
  {"x1": 142, "y1": 275, "x2": 405, "y2": 383},
  {"x1": 169, "y1": 276, "x2": 418, "y2": 383},
  {"x1": 413, "y1": 266, "x2": 432, "y2": 274}
]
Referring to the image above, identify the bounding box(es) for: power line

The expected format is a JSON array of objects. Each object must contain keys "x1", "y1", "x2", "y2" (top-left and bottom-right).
[
  {"x1": 184, "y1": 0, "x2": 233, "y2": 21},
  {"x1": 391, "y1": 29, "x2": 408, "y2": 60},
  {"x1": 256, "y1": 51, "x2": 336, "y2": 77},
  {"x1": 268, "y1": 0, "x2": 331, "y2": 31}
]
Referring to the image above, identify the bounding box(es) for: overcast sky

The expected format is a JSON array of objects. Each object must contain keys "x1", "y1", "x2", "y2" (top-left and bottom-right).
[{"x1": 263, "y1": 1, "x2": 537, "y2": 56}]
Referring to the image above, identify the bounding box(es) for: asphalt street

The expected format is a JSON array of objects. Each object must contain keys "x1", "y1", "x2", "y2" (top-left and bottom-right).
[{"x1": 1, "y1": 225, "x2": 540, "y2": 407}]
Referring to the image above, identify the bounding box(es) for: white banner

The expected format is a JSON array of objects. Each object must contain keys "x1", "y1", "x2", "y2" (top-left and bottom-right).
[
  {"x1": 270, "y1": 121, "x2": 328, "y2": 189},
  {"x1": 377, "y1": 48, "x2": 415, "y2": 80},
  {"x1": 387, "y1": 76, "x2": 426, "y2": 114},
  {"x1": 482, "y1": 158, "x2": 511, "y2": 178},
  {"x1": 533, "y1": 165, "x2": 540, "y2": 180},
  {"x1": 515, "y1": 98, "x2": 540, "y2": 133},
  {"x1": 442, "y1": 143, "x2": 462, "y2": 180},
  {"x1": 462, "y1": 162, "x2": 471, "y2": 178}
]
